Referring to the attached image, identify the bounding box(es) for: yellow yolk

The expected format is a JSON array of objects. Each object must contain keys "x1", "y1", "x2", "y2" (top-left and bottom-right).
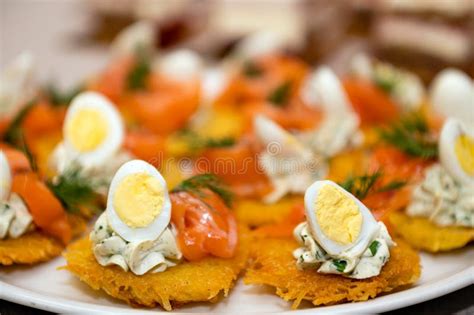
[
  {"x1": 113, "y1": 173, "x2": 164, "y2": 228},
  {"x1": 315, "y1": 184, "x2": 362, "y2": 245},
  {"x1": 66, "y1": 108, "x2": 108, "y2": 152},
  {"x1": 455, "y1": 135, "x2": 474, "y2": 176}
]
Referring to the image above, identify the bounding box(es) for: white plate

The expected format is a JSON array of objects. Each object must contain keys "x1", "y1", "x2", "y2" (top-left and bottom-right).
[{"x1": 0, "y1": 248, "x2": 472, "y2": 314}]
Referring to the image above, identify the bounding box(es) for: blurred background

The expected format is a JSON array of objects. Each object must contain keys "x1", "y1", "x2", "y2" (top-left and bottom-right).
[{"x1": 1, "y1": 0, "x2": 473, "y2": 88}]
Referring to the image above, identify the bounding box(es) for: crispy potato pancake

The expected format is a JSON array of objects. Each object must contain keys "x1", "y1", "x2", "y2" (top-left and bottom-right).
[
  {"x1": 0, "y1": 231, "x2": 64, "y2": 265},
  {"x1": 389, "y1": 212, "x2": 474, "y2": 252},
  {"x1": 63, "y1": 231, "x2": 250, "y2": 311},
  {"x1": 244, "y1": 238, "x2": 420, "y2": 309},
  {"x1": 0, "y1": 214, "x2": 87, "y2": 266},
  {"x1": 235, "y1": 196, "x2": 302, "y2": 227}
]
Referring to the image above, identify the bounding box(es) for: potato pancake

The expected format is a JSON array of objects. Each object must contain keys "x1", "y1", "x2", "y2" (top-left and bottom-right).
[
  {"x1": 389, "y1": 212, "x2": 474, "y2": 252},
  {"x1": 64, "y1": 231, "x2": 250, "y2": 311},
  {"x1": 244, "y1": 238, "x2": 420, "y2": 309},
  {"x1": 0, "y1": 214, "x2": 87, "y2": 265},
  {"x1": 235, "y1": 196, "x2": 302, "y2": 227}
]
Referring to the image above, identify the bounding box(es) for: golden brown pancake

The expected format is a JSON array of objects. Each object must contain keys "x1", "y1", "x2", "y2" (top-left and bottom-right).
[
  {"x1": 0, "y1": 214, "x2": 87, "y2": 266},
  {"x1": 235, "y1": 196, "x2": 302, "y2": 227},
  {"x1": 244, "y1": 237, "x2": 420, "y2": 309},
  {"x1": 389, "y1": 211, "x2": 474, "y2": 252},
  {"x1": 63, "y1": 231, "x2": 250, "y2": 311}
]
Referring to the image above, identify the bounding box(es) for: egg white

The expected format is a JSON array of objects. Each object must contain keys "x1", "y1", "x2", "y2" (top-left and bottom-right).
[
  {"x1": 439, "y1": 118, "x2": 474, "y2": 185},
  {"x1": 430, "y1": 69, "x2": 474, "y2": 125},
  {"x1": 157, "y1": 49, "x2": 203, "y2": 81},
  {"x1": 111, "y1": 20, "x2": 156, "y2": 57},
  {"x1": 304, "y1": 180, "x2": 379, "y2": 257},
  {"x1": 0, "y1": 151, "x2": 11, "y2": 202},
  {"x1": 235, "y1": 31, "x2": 286, "y2": 60},
  {"x1": 254, "y1": 115, "x2": 309, "y2": 157},
  {"x1": 202, "y1": 67, "x2": 228, "y2": 105},
  {"x1": 301, "y1": 66, "x2": 355, "y2": 117},
  {"x1": 106, "y1": 160, "x2": 171, "y2": 242},
  {"x1": 63, "y1": 91, "x2": 124, "y2": 169}
]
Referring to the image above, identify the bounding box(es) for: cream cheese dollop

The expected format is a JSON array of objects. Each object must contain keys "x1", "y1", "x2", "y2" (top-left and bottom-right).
[
  {"x1": 293, "y1": 221, "x2": 394, "y2": 279},
  {"x1": 0, "y1": 193, "x2": 34, "y2": 239},
  {"x1": 299, "y1": 66, "x2": 363, "y2": 157},
  {"x1": 298, "y1": 113, "x2": 362, "y2": 158},
  {"x1": 254, "y1": 115, "x2": 327, "y2": 203},
  {"x1": 407, "y1": 164, "x2": 474, "y2": 227},
  {"x1": 90, "y1": 213, "x2": 182, "y2": 275}
]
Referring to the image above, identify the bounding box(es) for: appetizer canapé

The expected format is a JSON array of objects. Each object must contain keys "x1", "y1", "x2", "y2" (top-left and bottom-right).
[
  {"x1": 245, "y1": 180, "x2": 420, "y2": 308},
  {"x1": 0, "y1": 147, "x2": 87, "y2": 265},
  {"x1": 390, "y1": 118, "x2": 474, "y2": 252}
]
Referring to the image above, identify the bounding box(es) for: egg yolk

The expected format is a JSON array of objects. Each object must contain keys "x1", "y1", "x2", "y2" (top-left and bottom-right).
[
  {"x1": 66, "y1": 108, "x2": 108, "y2": 152},
  {"x1": 315, "y1": 184, "x2": 362, "y2": 245},
  {"x1": 455, "y1": 135, "x2": 474, "y2": 176},
  {"x1": 113, "y1": 173, "x2": 164, "y2": 228}
]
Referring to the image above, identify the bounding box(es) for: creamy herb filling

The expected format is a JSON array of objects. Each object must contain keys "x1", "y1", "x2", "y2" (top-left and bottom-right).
[
  {"x1": 0, "y1": 193, "x2": 33, "y2": 239},
  {"x1": 259, "y1": 150, "x2": 327, "y2": 204},
  {"x1": 90, "y1": 213, "x2": 182, "y2": 275},
  {"x1": 298, "y1": 113, "x2": 363, "y2": 158},
  {"x1": 293, "y1": 221, "x2": 394, "y2": 279},
  {"x1": 407, "y1": 164, "x2": 474, "y2": 227}
]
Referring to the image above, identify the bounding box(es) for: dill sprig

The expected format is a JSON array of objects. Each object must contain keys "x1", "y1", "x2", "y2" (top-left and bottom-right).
[
  {"x1": 374, "y1": 75, "x2": 397, "y2": 93},
  {"x1": 3, "y1": 101, "x2": 38, "y2": 171},
  {"x1": 377, "y1": 180, "x2": 406, "y2": 193},
  {"x1": 339, "y1": 170, "x2": 407, "y2": 199},
  {"x1": 47, "y1": 166, "x2": 100, "y2": 213},
  {"x1": 126, "y1": 47, "x2": 151, "y2": 91},
  {"x1": 203, "y1": 137, "x2": 236, "y2": 148},
  {"x1": 3, "y1": 100, "x2": 35, "y2": 146},
  {"x1": 179, "y1": 129, "x2": 236, "y2": 151},
  {"x1": 339, "y1": 171, "x2": 382, "y2": 200},
  {"x1": 267, "y1": 80, "x2": 292, "y2": 106},
  {"x1": 379, "y1": 113, "x2": 438, "y2": 158},
  {"x1": 46, "y1": 84, "x2": 84, "y2": 106},
  {"x1": 172, "y1": 174, "x2": 233, "y2": 207},
  {"x1": 242, "y1": 61, "x2": 263, "y2": 78}
]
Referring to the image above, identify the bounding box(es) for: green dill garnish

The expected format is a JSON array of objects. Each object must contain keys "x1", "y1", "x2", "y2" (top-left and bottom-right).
[
  {"x1": 203, "y1": 137, "x2": 236, "y2": 148},
  {"x1": 373, "y1": 66, "x2": 399, "y2": 94},
  {"x1": 377, "y1": 180, "x2": 406, "y2": 193},
  {"x1": 374, "y1": 76, "x2": 397, "y2": 93},
  {"x1": 47, "y1": 166, "x2": 100, "y2": 213},
  {"x1": 46, "y1": 84, "x2": 84, "y2": 106},
  {"x1": 172, "y1": 174, "x2": 233, "y2": 207},
  {"x1": 369, "y1": 240, "x2": 380, "y2": 256},
  {"x1": 126, "y1": 47, "x2": 151, "y2": 91},
  {"x1": 19, "y1": 136, "x2": 38, "y2": 172},
  {"x1": 2, "y1": 100, "x2": 38, "y2": 171},
  {"x1": 379, "y1": 114, "x2": 438, "y2": 158},
  {"x1": 332, "y1": 259, "x2": 347, "y2": 272},
  {"x1": 339, "y1": 171, "x2": 382, "y2": 200},
  {"x1": 178, "y1": 129, "x2": 236, "y2": 151},
  {"x1": 267, "y1": 81, "x2": 292, "y2": 106},
  {"x1": 3, "y1": 100, "x2": 35, "y2": 145},
  {"x1": 242, "y1": 61, "x2": 263, "y2": 78}
]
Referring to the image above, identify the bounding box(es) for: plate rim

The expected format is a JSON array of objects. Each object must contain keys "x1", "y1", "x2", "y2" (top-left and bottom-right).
[{"x1": 0, "y1": 265, "x2": 472, "y2": 314}]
